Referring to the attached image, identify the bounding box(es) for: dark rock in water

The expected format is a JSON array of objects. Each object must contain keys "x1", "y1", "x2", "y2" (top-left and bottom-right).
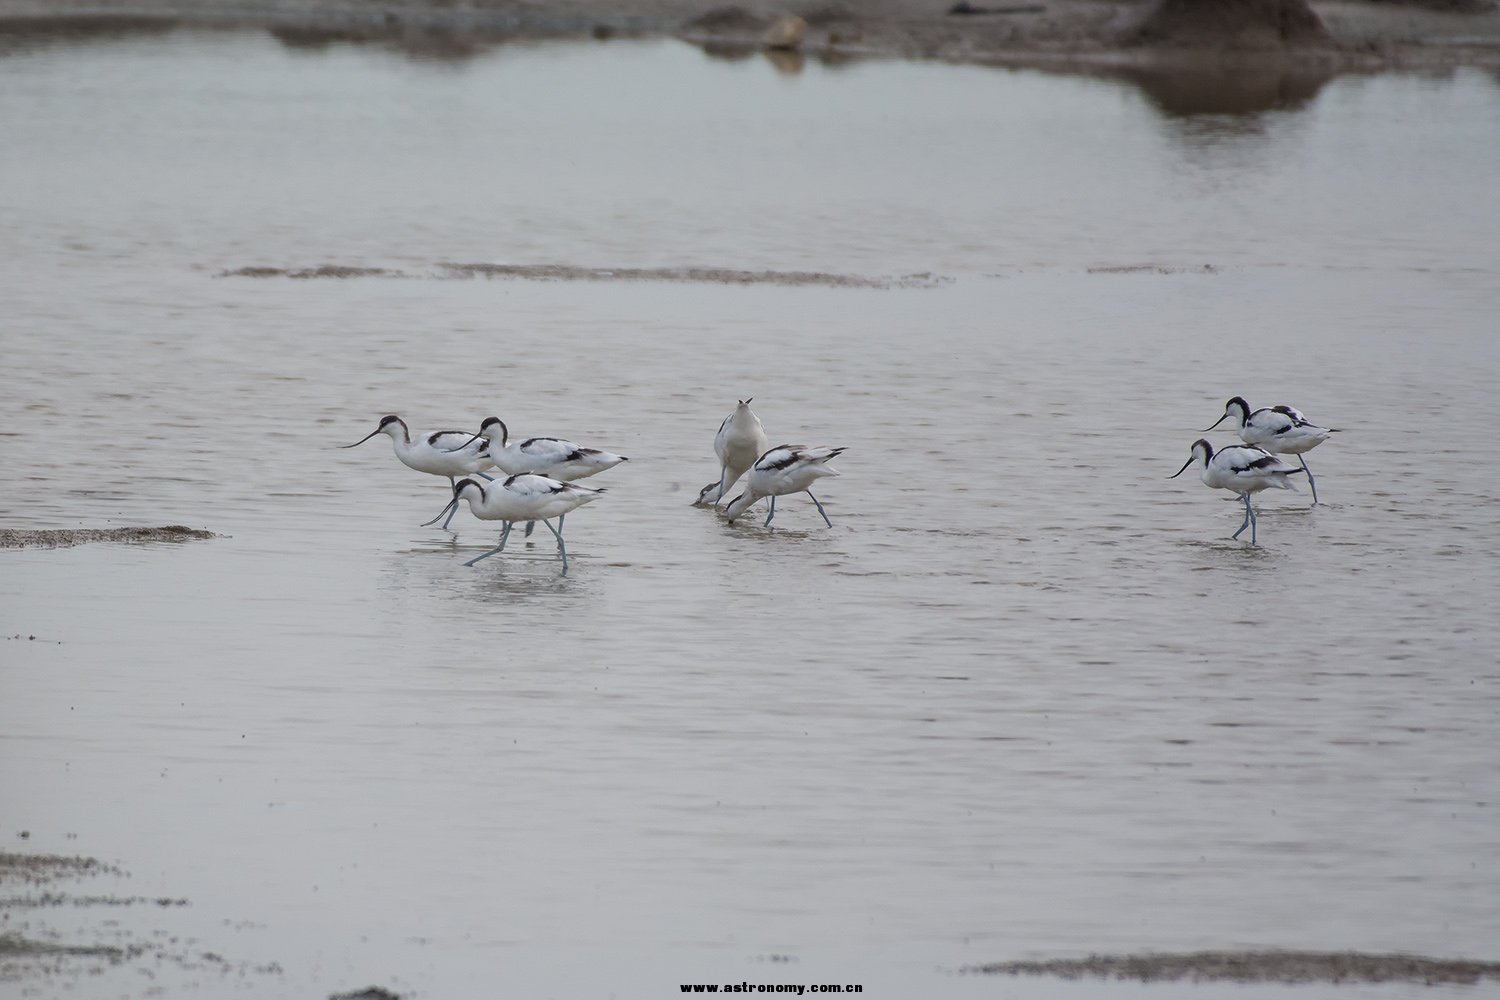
[
  {"x1": 330, "y1": 989, "x2": 402, "y2": 1000},
  {"x1": 1130, "y1": 0, "x2": 1333, "y2": 49}
]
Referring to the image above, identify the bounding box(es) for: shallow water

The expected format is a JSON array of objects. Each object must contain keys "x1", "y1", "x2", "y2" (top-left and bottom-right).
[{"x1": 2, "y1": 27, "x2": 1498, "y2": 1000}]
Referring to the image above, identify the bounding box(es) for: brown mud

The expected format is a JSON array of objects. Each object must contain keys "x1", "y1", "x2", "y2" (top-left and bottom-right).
[
  {"x1": 0, "y1": 525, "x2": 217, "y2": 548},
  {"x1": 966, "y1": 950, "x2": 1500, "y2": 985}
]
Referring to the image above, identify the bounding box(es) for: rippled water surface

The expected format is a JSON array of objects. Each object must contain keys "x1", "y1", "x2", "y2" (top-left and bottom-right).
[{"x1": 2, "y1": 27, "x2": 1499, "y2": 1000}]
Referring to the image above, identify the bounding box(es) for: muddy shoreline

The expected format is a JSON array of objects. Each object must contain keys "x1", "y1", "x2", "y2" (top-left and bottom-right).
[{"x1": 0, "y1": 0, "x2": 1497, "y2": 71}]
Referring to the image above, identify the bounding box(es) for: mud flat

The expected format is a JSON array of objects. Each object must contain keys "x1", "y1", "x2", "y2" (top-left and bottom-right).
[
  {"x1": 0, "y1": 525, "x2": 216, "y2": 548},
  {"x1": 965, "y1": 950, "x2": 1500, "y2": 985}
]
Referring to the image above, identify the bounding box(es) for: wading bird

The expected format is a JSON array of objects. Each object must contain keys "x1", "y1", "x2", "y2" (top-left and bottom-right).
[
  {"x1": 724, "y1": 445, "x2": 845, "y2": 528},
  {"x1": 1168, "y1": 438, "x2": 1304, "y2": 544},
  {"x1": 1203, "y1": 396, "x2": 1338, "y2": 504},
  {"x1": 458, "y1": 416, "x2": 626, "y2": 536},
  {"x1": 425, "y1": 475, "x2": 606, "y2": 573},
  {"x1": 695, "y1": 398, "x2": 769, "y2": 507},
  {"x1": 341, "y1": 415, "x2": 495, "y2": 529}
]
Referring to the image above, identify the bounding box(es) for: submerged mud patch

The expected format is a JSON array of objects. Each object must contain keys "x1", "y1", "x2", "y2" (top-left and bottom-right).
[
  {"x1": 219, "y1": 261, "x2": 948, "y2": 288},
  {"x1": 0, "y1": 525, "x2": 216, "y2": 549},
  {"x1": 965, "y1": 950, "x2": 1500, "y2": 985}
]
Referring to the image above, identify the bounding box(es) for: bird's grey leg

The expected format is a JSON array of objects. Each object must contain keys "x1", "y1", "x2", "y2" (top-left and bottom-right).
[
  {"x1": 763, "y1": 494, "x2": 777, "y2": 527},
  {"x1": 542, "y1": 518, "x2": 569, "y2": 575},
  {"x1": 1231, "y1": 494, "x2": 1252, "y2": 541},
  {"x1": 1248, "y1": 499, "x2": 1259, "y2": 545},
  {"x1": 476, "y1": 471, "x2": 495, "y2": 481},
  {"x1": 557, "y1": 513, "x2": 566, "y2": 532},
  {"x1": 1300, "y1": 455, "x2": 1319, "y2": 505},
  {"x1": 441, "y1": 478, "x2": 459, "y2": 530},
  {"x1": 806, "y1": 490, "x2": 832, "y2": 528},
  {"x1": 524, "y1": 520, "x2": 536, "y2": 537},
  {"x1": 464, "y1": 522, "x2": 512, "y2": 567}
]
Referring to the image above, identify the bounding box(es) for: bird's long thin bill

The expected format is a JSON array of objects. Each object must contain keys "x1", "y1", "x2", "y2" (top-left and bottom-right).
[
  {"x1": 1199, "y1": 414, "x2": 1229, "y2": 432},
  {"x1": 455, "y1": 432, "x2": 484, "y2": 450},
  {"x1": 340, "y1": 429, "x2": 382, "y2": 449},
  {"x1": 421, "y1": 499, "x2": 459, "y2": 527},
  {"x1": 1167, "y1": 457, "x2": 1195, "y2": 479}
]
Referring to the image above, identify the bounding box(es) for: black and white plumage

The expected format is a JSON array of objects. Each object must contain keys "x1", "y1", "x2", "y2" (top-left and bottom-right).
[
  {"x1": 341, "y1": 415, "x2": 497, "y2": 528},
  {"x1": 724, "y1": 445, "x2": 845, "y2": 528},
  {"x1": 1203, "y1": 396, "x2": 1338, "y2": 504},
  {"x1": 695, "y1": 398, "x2": 769, "y2": 506},
  {"x1": 425, "y1": 475, "x2": 606, "y2": 573},
  {"x1": 458, "y1": 416, "x2": 626, "y2": 537},
  {"x1": 1168, "y1": 438, "x2": 1304, "y2": 545},
  {"x1": 467, "y1": 417, "x2": 627, "y2": 482}
]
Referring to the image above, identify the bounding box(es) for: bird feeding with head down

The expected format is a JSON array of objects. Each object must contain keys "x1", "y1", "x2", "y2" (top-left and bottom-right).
[
  {"x1": 425, "y1": 474, "x2": 606, "y2": 574},
  {"x1": 724, "y1": 445, "x2": 846, "y2": 528}
]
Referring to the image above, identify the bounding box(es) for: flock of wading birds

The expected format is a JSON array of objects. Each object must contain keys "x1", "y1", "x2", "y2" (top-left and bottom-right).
[{"x1": 342, "y1": 395, "x2": 1336, "y2": 573}]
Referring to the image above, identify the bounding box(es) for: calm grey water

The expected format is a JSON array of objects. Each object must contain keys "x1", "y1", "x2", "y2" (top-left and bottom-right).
[{"x1": 2, "y1": 26, "x2": 1499, "y2": 1000}]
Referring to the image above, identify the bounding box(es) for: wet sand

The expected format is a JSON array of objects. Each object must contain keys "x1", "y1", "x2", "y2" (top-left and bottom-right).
[{"x1": 0, "y1": 0, "x2": 1497, "y2": 70}]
